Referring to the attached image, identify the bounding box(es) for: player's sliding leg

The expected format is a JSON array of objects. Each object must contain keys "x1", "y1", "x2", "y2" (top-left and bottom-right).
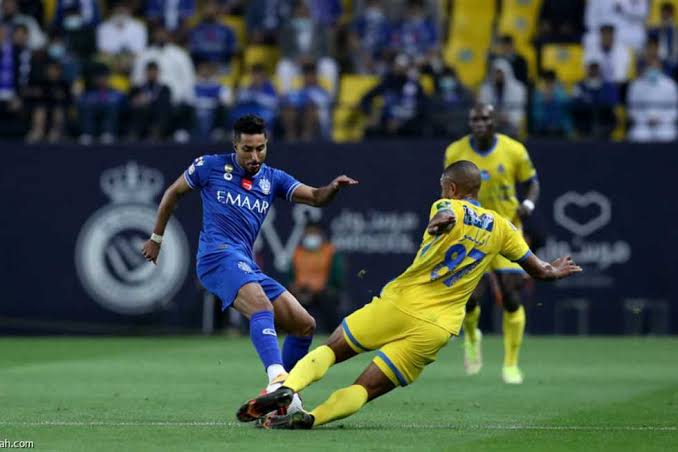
[
  {"x1": 233, "y1": 283, "x2": 286, "y2": 386},
  {"x1": 463, "y1": 278, "x2": 486, "y2": 376},
  {"x1": 499, "y1": 273, "x2": 527, "y2": 384},
  {"x1": 271, "y1": 291, "x2": 316, "y2": 372},
  {"x1": 261, "y1": 362, "x2": 396, "y2": 429},
  {"x1": 237, "y1": 325, "x2": 358, "y2": 422}
]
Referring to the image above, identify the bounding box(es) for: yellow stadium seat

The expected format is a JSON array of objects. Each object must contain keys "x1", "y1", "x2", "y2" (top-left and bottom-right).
[
  {"x1": 611, "y1": 105, "x2": 627, "y2": 141},
  {"x1": 44, "y1": 0, "x2": 57, "y2": 24},
  {"x1": 420, "y1": 74, "x2": 435, "y2": 95},
  {"x1": 449, "y1": 0, "x2": 496, "y2": 43},
  {"x1": 332, "y1": 106, "x2": 366, "y2": 142},
  {"x1": 541, "y1": 44, "x2": 585, "y2": 87},
  {"x1": 218, "y1": 58, "x2": 242, "y2": 88},
  {"x1": 515, "y1": 41, "x2": 537, "y2": 81},
  {"x1": 109, "y1": 73, "x2": 131, "y2": 93},
  {"x1": 444, "y1": 42, "x2": 487, "y2": 88},
  {"x1": 648, "y1": 0, "x2": 678, "y2": 25},
  {"x1": 338, "y1": 74, "x2": 380, "y2": 106},
  {"x1": 243, "y1": 45, "x2": 279, "y2": 73}
]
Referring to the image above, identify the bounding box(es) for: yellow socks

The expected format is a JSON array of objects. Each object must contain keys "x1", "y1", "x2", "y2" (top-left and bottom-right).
[
  {"x1": 503, "y1": 305, "x2": 526, "y2": 367},
  {"x1": 463, "y1": 305, "x2": 481, "y2": 343},
  {"x1": 310, "y1": 385, "x2": 369, "y2": 426},
  {"x1": 283, "y1": 345, "x2": 336, "y2": 393}
]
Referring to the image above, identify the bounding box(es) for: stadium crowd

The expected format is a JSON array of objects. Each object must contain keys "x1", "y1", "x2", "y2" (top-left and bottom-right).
[{"x1": 0, "y1": 0, "x2": 677, "y2": 144}]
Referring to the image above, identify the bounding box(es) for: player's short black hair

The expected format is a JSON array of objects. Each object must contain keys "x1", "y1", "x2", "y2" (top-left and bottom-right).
[
  {"x1": 233, "y1": 114, "x2": 267, "y2": 141},
  {"x1": 443, "y1": 160, "x2": 482, "y2": 196}
]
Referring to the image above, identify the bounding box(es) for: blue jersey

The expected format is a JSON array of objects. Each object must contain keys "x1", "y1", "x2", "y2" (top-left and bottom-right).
[{"x1": 183, "y1": 153, "x2": 301, "y2": 260}]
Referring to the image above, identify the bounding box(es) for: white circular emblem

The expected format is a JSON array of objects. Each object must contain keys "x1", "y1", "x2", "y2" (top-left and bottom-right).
[
  {"x1": 237, "y1": 261, "x2": 253, "y2": 273},
  {"x1": 75, "y1": 204, "x2": 190, "y2": 315},
  {"x1": 259, "y1": 178, "x2": 271, "y2": 195},
  {"x1": 224, "y1": 172, "x2": 233, "y2": 181}
]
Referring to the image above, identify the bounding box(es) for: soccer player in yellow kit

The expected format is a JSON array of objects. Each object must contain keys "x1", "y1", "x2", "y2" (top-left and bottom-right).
[
  {"x1": 444, "y1": 104, "x2": 540, "y2": 384},
  {"x1": 236, "y1": 161, "x2": 581, "y2": 430}
]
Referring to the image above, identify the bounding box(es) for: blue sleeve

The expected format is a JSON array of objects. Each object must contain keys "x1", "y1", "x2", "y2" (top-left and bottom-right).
[
  {"x1": 274, "y1": 169, "x2": 301, "y2": 201},
  {"x1": 183, "y1": 155, "x2": 214, "y2": 189}
]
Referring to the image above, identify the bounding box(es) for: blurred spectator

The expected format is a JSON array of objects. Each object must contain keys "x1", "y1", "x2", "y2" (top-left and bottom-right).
[
  {"x1": 77, "y1": 66, "x2": 125, "y2": 144},
  {"x1": 571, "y1": 61, "x2": 619, "y2": 139},
  {"x1": 627, "y1": 55, "x2": 678, "y2": 142},
  {"x1": 127, "y1": 61, "x2": 171, "y2": 141},
  {"x1": 188, "y1": 0, "x2": 237, "y2": 71},
  {"x1": 360, "y1": 54, "x2": 428, "y2": 138},
  {"x1": 0, "y1": 0, "x2": 46, "y2": 50},
  {"x1": 308, "y1": 0, "x2": 342, "y2": 27},
  {"x1": 537, "y1": 0, "x2": 585, "y2": 43},
  {"x1": 145, "y1": 0, "x2": 195, "y2": 33},
  {"x1": 230, "y1": 63, "x2": 278, "y2": 127},
  {"x1": 53, "y1": 0, "x2": 100, "y2": 58},
  {"x1": 428, "y1": 65, "x2": 472, "y2": 137},
  {"x1": 648, "y1": 2, "x2": 678, "y2": 74},
  {"x1": 389, "y1": 0, "x2": 438, "y2": 66},
  {"x1": 636, "y1": 37, "x2": 673, "y2": 77},
  {"x1": 276, "y1": 1, "x2": 338, "y2": 96},
  {"x1": 0, "y1": 25, "x2": 25, "y2": 137},
  {"x1": 96, "y1": 1, "x2": 147, "y2": 56},
  {"x1": 489, "y1": 35, "x2": 528, "y2": 85},
  {"x1": 281, "y1": 62, "x2": 331, "y2": 141},
  {"x1": 478, "y1": 58, "x2": 527, "y2": 137},
  {"x1": 288, "y1": 222, "x2": 344, "y2": 333},
  {"x1": 0, "y1": 0, "x2": 43, "y2": 27},
  {"x1": 45, "y1": 30, "x2": 80, "y2": 82},
  {"x1": 132, "y1": 26, "x2": 196, "y2": 107},
  {"x1": 585, "y1": 0, "x2": 648, "y2": 52},
  {"x1": 584, "y1": 24, "x2": 631, "y2": 84},
  {"x1": 245, "y1": 0, "x2": 293, "y2": 45},
  {"x1": 24, "y1": 60, "x2": 71, "y2": 143},
  {"x1": 191, "y1": 60, "x2": 231, "y2": 140},
  {"x1": 11, "y1": 22, "x2": 30, "y2": 89},
  {"x1": 531, "y1": 70, "x2": 572, "y2": 137},
  {"x1": 349, "y1": 0, "x2": 392, "y2": 74}
]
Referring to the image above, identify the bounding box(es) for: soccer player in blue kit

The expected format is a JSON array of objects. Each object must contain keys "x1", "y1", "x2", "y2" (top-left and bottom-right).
[{"x1": 142, "y1": 115, "x2": 358, "y2": 395}]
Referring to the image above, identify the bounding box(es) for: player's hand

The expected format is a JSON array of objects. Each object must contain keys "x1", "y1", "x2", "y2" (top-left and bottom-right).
[
  {"x1": 331, "y1": 175, "x2": 359, "y2": 190},
  {"x1": 141, "y1": 240, "x2": 161, "y2": 264},
  {"x1": 427, "y1": 212, "x2": 456, "y2": 235},
  {"x1": 550, "y1": 256, "x2": 582, "y2": 279}
]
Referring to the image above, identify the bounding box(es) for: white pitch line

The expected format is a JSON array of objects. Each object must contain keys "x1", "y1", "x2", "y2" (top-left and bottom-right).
[{"x1": 0, "y1": 421, "x2": 675, "y2": 432}]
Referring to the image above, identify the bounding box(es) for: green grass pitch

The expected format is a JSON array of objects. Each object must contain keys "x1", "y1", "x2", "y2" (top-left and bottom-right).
[{"x1": 1, "y1": 336, "x2": 676, "y2": 451}]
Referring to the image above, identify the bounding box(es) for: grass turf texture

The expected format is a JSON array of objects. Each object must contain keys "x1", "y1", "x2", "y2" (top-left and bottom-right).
[{"x1": 1, "y1": 336, "x2": 676, "y2": 451}]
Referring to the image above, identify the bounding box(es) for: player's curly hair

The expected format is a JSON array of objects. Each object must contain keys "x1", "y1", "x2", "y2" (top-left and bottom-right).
[{"x1": 233, "y1": 114, "x2": 267, "y2": 141}]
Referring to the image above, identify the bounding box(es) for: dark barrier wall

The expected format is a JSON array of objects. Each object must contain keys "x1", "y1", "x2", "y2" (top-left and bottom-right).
[{"x1": 2, "y1": 141, "x2": 677, "y2": 334}]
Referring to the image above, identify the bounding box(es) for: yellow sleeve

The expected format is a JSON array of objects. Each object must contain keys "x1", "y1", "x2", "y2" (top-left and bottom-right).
[
  {"x1": 499, "y1": 217, "x2": 532, "y2": 263},
  {"x1": 514, "y1": 143, "x2": 537, "y2": 183},
  {"x1": 429, "y1": 199, "x2": 453, "y2": 220},
  {"x1": 443, "y1": 142, "x2": 457, "y2": 169}
]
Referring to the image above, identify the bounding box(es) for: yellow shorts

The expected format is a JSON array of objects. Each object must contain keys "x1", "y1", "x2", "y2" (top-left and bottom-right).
[{"x1": 341, "y1": 296, "x2": 451, "y2": 387}]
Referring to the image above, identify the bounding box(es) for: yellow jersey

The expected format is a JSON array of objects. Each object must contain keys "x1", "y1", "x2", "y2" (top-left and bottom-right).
[
  {"x1": 444, "y1": 134, "x2": 536, "y2": 224},
  {"x1": 382, "y1": 199, "x2": 531, "y2": 334}
]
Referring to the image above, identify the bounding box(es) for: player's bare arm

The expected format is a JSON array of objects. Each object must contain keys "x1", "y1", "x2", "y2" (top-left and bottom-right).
[
  {"x1": 291, "y1": 175, "x2": 359, "y2": 207},
  {"x1": 141, "y1": 174, "x2": 192, "y2": 264},
  {"x1": 518, "y1": 177, "x2": 540, "y2": 217},
  {"x1": 520, "y1": 253, "x2": 582, "y2": 281},
  {"x1": 427, "y1": 210, "x2": 456, "y2": 235}
]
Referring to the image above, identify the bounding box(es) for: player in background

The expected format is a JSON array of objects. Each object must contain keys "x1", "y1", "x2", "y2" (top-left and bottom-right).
[
  {"x1": 142, "y1": 115, "x2": 358, "y2": 397},
  {"x1": 444, "y1": 103, "x2": 540, "y2": 384},
  {"x1": 236, "y1": 161, "x2": 581, "y2": 429}
]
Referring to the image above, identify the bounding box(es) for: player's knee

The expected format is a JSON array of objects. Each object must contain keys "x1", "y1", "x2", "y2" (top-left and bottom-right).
[
  {"x1": 503, "y1": 292, "x2": 522, "y2": 313},
  {"x1": 296, "y1": 313, "x2": 316, "y2": 337}
]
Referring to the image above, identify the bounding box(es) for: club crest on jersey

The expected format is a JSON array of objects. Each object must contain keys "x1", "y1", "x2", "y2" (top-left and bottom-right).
[
  {"x1": 259, "y1": 178, "x2": 271, "y2": 195},
  {"x1": 225, "y1": 164, "x2": 234, "y2": 173},
  {"x1": 195, "y1": 156, "x2": 205, "y2": 166},
  {"x1": 238, "y1": 261, "x2": 253, "y2": 273}
]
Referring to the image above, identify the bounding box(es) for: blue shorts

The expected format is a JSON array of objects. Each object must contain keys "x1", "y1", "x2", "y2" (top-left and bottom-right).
[{"x1": 197, "y1": 249, "x2": 286, "y2": 311}]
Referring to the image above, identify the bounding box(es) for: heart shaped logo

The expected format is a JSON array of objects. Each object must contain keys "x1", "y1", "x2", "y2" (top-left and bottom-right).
[{"x1": 553, "y1": 191, "x2": 611, "y2": 237}]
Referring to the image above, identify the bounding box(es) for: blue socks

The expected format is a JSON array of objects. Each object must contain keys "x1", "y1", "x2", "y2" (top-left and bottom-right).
[
  {"x1": 283, "y1": 335, "x2": 314, "y2": 372},
  {"x1": 249, "y1": 310, "x2": 283, "y2": 370}
]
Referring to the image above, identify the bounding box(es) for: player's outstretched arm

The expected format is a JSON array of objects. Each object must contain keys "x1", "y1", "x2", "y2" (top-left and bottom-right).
[
  {"x1": 427, "y1": 210, "x2": 456, "y2": 235},
  {"x1": 519, "y1": 254, "x2": 582, "y2": 281},
  {"x1": 292, "y1": 175, "x2": 359, "y2": 207},
  {"x1": 141, "y1": 175, "x2": 192, "y2": 264}
]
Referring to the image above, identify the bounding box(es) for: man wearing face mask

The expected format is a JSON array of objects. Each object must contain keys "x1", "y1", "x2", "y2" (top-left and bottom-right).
[
  {"x1": 627, "y1": 55, "x2": 678, "y2": 142},
  {"x1": 289, "y1": 223, "x2": 344, "y2": 333},
  {"x1": 96, "y1": 1, "x2": 147, "y2": 57}
]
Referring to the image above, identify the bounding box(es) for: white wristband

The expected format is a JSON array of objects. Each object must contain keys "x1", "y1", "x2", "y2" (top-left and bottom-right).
[
  {"x1": 521, "y1": 199, "x2": 535, "y2": 213},
  {"x1": 150, "y1": 233, "x2": 163, "y2": 244}
]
